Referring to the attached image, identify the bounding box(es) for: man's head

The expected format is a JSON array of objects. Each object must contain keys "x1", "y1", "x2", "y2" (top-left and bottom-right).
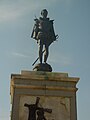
[
  {"x1": 41, "y1": 9, "x2": 48, "y2": 18},
  {"x1": 36, "y1": 97, "x2": 40, "y2": 105}
]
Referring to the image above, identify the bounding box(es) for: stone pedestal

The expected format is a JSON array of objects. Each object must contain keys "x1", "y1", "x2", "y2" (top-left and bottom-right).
[{"x1": 10, "y1": 71, "x2": 79, "y2": 120}]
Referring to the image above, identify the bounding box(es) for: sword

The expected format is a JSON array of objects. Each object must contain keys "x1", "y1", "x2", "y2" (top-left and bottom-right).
[{"x1": 32, "y1": 50, "x2": 45, "y2": 66}]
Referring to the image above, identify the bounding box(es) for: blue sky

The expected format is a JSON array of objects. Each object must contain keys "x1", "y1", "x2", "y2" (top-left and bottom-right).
[{"x1": 0, "y1": 0, "x2": 90, "y2": 120}]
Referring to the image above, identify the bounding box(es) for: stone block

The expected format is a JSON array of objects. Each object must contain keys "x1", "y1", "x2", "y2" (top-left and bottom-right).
[{"x1": 10, "y1": 71, "x2": 79, "y2": 120}]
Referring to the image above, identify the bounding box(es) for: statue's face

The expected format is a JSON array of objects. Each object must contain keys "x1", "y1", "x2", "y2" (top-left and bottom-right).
[{"x1": 41, "y1": 11, "x2": 48, "y2": 18}]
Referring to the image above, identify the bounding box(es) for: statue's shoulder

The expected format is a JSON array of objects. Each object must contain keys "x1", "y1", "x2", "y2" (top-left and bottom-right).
[
  {"x1": 49, "y1": 19, "x2": 54, "y2": 24},
  {"x1": 34, "y1": 18, "x2": 39, "y2": 24}
]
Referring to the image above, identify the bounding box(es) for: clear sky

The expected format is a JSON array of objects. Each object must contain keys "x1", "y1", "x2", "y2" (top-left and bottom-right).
[{"x1": 0, "y1": 0, "x2": 89, "y2": 120}]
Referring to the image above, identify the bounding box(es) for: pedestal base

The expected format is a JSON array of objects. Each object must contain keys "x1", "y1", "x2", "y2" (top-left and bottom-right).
[
  {"x1": 10, "y1": 71, "x2": 79, "y2": 120},
  {"x1": 33, "y1": 63, "x2": 52, "y2": 72}
]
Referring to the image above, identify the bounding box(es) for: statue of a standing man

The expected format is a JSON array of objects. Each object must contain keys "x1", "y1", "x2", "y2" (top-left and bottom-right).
[{"x1": 31, "y1": 9, "x2": 57, "y2": 64}]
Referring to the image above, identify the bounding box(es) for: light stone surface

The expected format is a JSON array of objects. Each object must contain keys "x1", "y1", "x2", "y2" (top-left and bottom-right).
[
  {"x1": 19, "y1": 96, "x2": 70, "y2": 120},
  {"x1": 10, "y1": 71, "x2": 79, "y2": 120}
]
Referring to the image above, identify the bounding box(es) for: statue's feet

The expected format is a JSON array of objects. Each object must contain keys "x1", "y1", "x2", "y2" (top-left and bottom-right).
[{"x1": 33, "y1": 63, "x2": 52, "y2": 72}]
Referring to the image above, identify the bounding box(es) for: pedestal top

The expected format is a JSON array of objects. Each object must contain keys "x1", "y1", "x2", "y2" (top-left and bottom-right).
[
  {"x1": 11, "y1": 70, "x2": 79, "y2": 83},
  {"x1": 10, "y1": 70, "x2": 80, "y2": 99}
]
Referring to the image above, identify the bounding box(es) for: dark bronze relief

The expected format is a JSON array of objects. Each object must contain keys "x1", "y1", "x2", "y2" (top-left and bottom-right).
[{"x1": 24, "y1": 97, "x2": 52, "y2": 120}]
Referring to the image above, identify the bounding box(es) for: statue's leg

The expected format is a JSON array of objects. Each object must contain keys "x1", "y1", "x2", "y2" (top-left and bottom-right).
[
  {"x1": 44, "y1": 44, "x2": 49, "y2": 63},
  {"x1": 39, "y1": 41, "x2": 43, "y2": 64}
]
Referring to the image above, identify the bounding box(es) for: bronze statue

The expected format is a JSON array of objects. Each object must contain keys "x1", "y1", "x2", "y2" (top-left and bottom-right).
[{"x1": 31, "y1": 9, "x2": 58, "y2": 65}]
